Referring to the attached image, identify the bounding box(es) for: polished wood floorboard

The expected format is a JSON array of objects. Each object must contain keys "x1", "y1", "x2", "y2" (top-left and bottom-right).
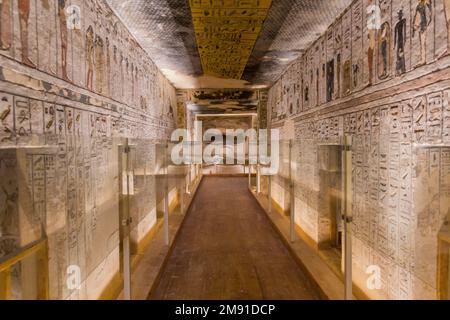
[{"x1": 149, "y1": 177, "x2": 320, "y2": 300}]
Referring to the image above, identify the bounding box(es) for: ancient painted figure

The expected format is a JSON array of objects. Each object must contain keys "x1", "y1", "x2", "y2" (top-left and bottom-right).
[
  {"x1": 0, "y1": 151, "x2": 18, "y2": 258},
  {"x1": 86, "y1": 26, "x2": 94, "y2": 91},
  {"x1": 327, "y1": 60, "x2": 334, "y2": 102},
  {"x1": 18, "y1": 0, "x2": 35, "y2": 67},
  {"x1": 0, "y1": 0, "x2": 12, "y2": 50},
  {"x1": 413, "y1": 0, "x2": 432, "y2": 66},
  {"x1": 105, "y1": 37, "x2": 111, "y2": 96},
  {"x1": 336, "y1": 53, "x2": 341, "y2": 95},
  {"x1": 352, "y1": 63, "x2": 360, "y2": 89},
  {"x1": 394, "y1": 10, "x2": 407, "y2": 75},
  {"x1": 366, "y1": 2, "x2": 376, "y2": 86},
  {"x1": 445, "y1": 0, "x2": 450, "y2": 54},
  {"x1": 94, "y1": 35, "x2": 104, "y2": 93},
  {"x1": 304, "y1": 83, "x2": 309, "y2": 104},
  {"x1": 58, "y1": 0, "x2": 69, "y2": 81},
  {"x1": 378, "y1": 22, "x2": 390, "y2": 79},
  {"x1": 367, "y1": 29, "x2": 375, "y2": 86},
  {"x1": 343, "y1": 60, "x2": 351, "y2": 94}
]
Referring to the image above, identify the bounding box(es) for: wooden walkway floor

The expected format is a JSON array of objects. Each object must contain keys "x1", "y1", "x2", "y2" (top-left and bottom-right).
[{"x1": 149, "y1": 177, "x2": 320, "y2": 300}]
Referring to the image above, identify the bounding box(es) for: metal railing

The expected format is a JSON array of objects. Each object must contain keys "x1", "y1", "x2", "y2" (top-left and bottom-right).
[{"x1": 0, "y1": 239, "x2": 49, "y2": 300}]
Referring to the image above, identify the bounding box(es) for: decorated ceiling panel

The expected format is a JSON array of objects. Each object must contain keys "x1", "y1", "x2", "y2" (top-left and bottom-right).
[
  {"x1": 190, "y1": 0, "x2": 272, "y2": 79},
  {"x1": 182, "y1": 89, "x2": 260, "y2": 115},
  {"x1": 107, "y1": 0, "x2": 352, "y2": 88},
  {"x1": 197, "y1": 115, "x2": 254, "y2": 134}
]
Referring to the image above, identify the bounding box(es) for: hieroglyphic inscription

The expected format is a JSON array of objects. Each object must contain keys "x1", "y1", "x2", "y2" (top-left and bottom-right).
[{"x1": 190, "y1": 0, "x2": 272, "y2": 79}]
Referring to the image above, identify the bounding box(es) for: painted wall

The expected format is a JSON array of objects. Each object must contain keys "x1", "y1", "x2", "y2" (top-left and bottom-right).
[
  {"x1": 268, "y1": 0, "x2": 450, "y2": 299},
  {"x1": 0, "y1": 0, "x2": 176, "y2": 299}
]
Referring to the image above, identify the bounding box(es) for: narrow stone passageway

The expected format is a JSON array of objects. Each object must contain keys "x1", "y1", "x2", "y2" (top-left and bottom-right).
[{"x1": 149, "y1": 177, "x2": 320, "y2": 300}]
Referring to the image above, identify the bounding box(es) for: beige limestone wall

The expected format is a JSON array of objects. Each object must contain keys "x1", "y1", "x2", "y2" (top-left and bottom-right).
[
  {"x1": 268, "y1": 0, "x2": 450, "y2": 299},
  {"x1": 0, "y1": 0, "x2": 176, "y2": 299}
]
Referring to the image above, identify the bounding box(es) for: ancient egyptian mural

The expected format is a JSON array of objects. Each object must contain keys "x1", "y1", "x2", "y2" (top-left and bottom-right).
[
  {"x1": 177, "y1": 88, "x2": 264, "y2": 134},
  {"x1": 268, "y1": 0, "x2": 450, "y2": 299},
  {"x1": 0, "y1": 0, "x2": 176, "y2": 300},
  {"x1": 190, "y1": 0, "x2": 272, "y2": 79}
]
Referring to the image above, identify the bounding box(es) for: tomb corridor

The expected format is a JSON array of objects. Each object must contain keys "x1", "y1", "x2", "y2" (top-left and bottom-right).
[{"x1": 1, "y1": 0, "x2": 450, "y2": 301}]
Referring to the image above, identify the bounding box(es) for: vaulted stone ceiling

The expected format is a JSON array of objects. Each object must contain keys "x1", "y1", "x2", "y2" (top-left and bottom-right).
[{"x1": 106, "y1": 0, "x2": 352, "y2": 89}]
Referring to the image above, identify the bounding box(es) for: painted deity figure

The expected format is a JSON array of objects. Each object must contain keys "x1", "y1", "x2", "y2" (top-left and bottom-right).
[
  {"x1": 326, "y1": 60, "x2": 334, "y2": 102},
  {"x1": 0, "y1": 0, "x2": 12, "y2": 50},
  {"x1": 0, "y1": 185, "x2": 18, "y2": 243},
  {"x1": 352, "y1": 63, "x2": 360, "y2": 89},
  {"x1": 378, "y1": 22, "x2": 390, "y2": 79},
  {"x1": 394, "y1": 10, "x2": 407, "y2": 75},
  {"x1": 444, "y1": 0, "x2": 450, "y2": 55},
  {"x1": 58, "y1": 0, "x2": 69, "y2": 81},
  {"x1": 367, "y1": 29, "x2": 376, "y2": 85},
  {"x1": 343, "y1": 60, "x2": 351, "y2": 94},
  {"x1": 315, "y1": 68, "x2": 319, "y2": 105},
  {"x1": 336, "y1": 53, "x2": 341, "y2": 95},
  {"x1": 120, "y1": 53, "x2": 125, "y2": 99},
  {"x1": 86, "y1": 26, "x2": 95, "y2": 90},
  {"x1": 105, "y1": 37, "x2": 110, "y2": 96},
  {"x1": 413, "y1": 0, "x2": 432, "y2": 67},
  {"x1": 112, "y1": 45, "x2": 118, "y2": 99},
  {"x1": 18, "y1": 0, "x2": 35, "y2": 67},
  {"x1": 366, "y1": 3, "x2": 377, "y2": 86}
]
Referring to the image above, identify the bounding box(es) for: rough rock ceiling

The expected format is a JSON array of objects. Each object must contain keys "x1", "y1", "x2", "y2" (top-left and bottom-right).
[{"x1": 106, "y1": 0, "x2": 352, "y2": 89}]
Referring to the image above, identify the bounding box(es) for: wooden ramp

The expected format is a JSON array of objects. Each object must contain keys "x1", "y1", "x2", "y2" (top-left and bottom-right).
[{"x1": 149, "y1": 177, "x2": 320, "y2": 300}]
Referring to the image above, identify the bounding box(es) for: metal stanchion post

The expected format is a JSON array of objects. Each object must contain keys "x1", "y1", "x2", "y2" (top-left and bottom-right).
[
  {"x1": 257, "y1": 164, "x2": 261, "y2": 194},
  {"x1": 122, "y1": 138, "x2": 132, "y2": 300},
  {"x1": 268, "y1": 174, "x2": 272, "y2": 214},
  {"x1": 164, "y1": 142, "x2": 170, "y2": 246},
  {"x1": 289, "y1": 140, "x2": 295, "y2": 243},
  {"x1": 342, "y1": 135, "x2": 353, "y2": 300}
]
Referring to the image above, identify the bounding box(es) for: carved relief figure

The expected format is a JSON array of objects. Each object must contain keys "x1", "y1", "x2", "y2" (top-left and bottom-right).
[
  {"x1": 0, "y1": 183, "x2": 18, "y2": 256},
  {"x1": 394, "y1": 10, "x2": 407, "y2": 75},
  {"x1": 336, "y1": 53, "x2": 341, "y2": 95},
  {"x1": 131, "y1": 62, "x2": 135, "y2": 103},
  {"x1": 112, "y1": 45, "x2": 118, "y2": 98},
  {"x1": 18, "y1": 0, "x2": 35, "y2": 67},
  {"x1": 94, "y1": 35, "x2": 104, "y2": 93},
  {"x1": 86, "y1": 26, "x2": 94, "y2": 90},
  {"x1": 304, "y1": 82, "x2": 309, "y2": 104},
  {"x1": 353, "y1": 63, "x2": 360, "y2": 88},
  {"x1": 135, "y1": 65, "x2": 138, "y2": 106},
  {"x1": 0, "y1": 0, "x2": 12, "y2": 50},
  {"x1": 367, "y1": 29, "x2": 376, "y2": 86},
  {"x1": 105, "y1": 37, "x2": 110, "y2": 96},
  {"x1": 125, "y1": 58, "x2": 130, "y2": 102},
  {"x1": 413, "y1": 0, "x2": 432, "y2": 66},
  {"x1": 444, "y1": 0, "x2": 450, "y2": 54},
  {"x1": 378, "y1": 22, "x2": 390, "y2": 79},
  {"x1": 316, "y1": 68, "x2": 319, "y2": 106},
  {"x1": 343, "y1": 60, "x2": 351, "y2": 95},
  {"x1": 326, "y1": 60, "x2": 334, "y2": 102},
  {"x1": 58, "y1": 0, "x2": 69, "y2": 80},
  {"x1": 120, "y1": 53, "x2": 124, "y2": 98}
]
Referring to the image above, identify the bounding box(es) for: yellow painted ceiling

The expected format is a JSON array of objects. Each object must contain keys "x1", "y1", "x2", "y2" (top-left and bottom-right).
[{"x1": 190, "y1": 0, "x2": 272, "y2": 80}]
